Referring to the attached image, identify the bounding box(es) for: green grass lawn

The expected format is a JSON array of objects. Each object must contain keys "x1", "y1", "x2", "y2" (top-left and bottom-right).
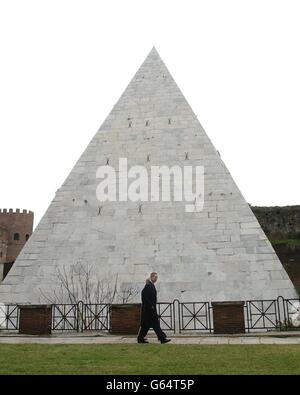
[{"x1": 0, "y1": 344, "x2": 300, "y2": 374}]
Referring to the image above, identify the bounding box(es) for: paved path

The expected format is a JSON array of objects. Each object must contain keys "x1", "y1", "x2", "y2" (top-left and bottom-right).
[{"x1": 1, "y1": 333, "x2": 300, "y2": 345}]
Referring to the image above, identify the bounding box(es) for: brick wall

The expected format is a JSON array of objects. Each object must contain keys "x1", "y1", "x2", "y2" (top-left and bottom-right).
[
  {"x1": 212, "y1": 301, "x2": 245, "y2": 334},
  {"x1": 0, "y1": 208, "x2": 33, "y2": 262},
  {"x1": 110, "y1": 304, "x2": 141, "y2": 335},
  {"x1": 0, "y1": 209, "x2": 34, "y2": 281},
  {"x1": 0, "y1": 226, "x2": 8, "y2": 265},
  {"x1": 19, "y1": 305, "x2": 52, "y2": 335}
]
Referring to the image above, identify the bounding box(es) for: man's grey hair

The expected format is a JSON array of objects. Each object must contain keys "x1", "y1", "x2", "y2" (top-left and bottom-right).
[{"x1": 145, "y1": 272, "x2": 158, "y2": 283}]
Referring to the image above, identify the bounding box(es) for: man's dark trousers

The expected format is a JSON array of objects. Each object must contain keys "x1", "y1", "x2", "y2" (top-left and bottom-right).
[{"x1": 138, "y1": 308, "x2": 166, "y2": 340}]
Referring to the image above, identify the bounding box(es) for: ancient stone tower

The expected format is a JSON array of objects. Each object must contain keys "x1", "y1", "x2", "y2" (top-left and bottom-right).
[
  {"x1": 0, "y1": 48, "x2": 297, "y2": 303},
  {"x1": 0, "y1": 209, "x2": 34, "y2": 282}
]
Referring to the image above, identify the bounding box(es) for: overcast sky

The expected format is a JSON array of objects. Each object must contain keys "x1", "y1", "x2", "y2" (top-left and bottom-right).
[{"x1": 0, "y1": 0, "x2": 299, "y2": 228}]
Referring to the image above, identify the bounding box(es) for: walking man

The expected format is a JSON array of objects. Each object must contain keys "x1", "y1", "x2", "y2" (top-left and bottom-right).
[{"x1": 137, "y1": 272, "x2": 171, "y2": 344}]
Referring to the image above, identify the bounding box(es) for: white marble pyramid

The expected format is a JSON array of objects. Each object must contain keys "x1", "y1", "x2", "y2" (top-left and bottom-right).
[{"x1": 0, "y1": 47, "x2": 297, "y2": 303}]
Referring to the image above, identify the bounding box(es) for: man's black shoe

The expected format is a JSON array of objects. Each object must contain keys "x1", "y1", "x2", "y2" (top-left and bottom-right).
[
  {"x1": 160, "y1": 338, "x2": 171, "y2": 344},
  {"x1": 137, "y1": 339, "x2": 149, "y2": 343}
]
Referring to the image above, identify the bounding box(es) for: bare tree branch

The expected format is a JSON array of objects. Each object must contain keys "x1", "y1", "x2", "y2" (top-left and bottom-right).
[{"x1": 39, "y1": 262, "x2": 132, "y2": 306}]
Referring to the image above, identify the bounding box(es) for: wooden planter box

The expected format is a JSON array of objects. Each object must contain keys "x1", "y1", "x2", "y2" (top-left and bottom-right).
[
  {"x1": 110, "y1": 303, "x2": 141, "y2": 335},
  {"x1": 212, "y1": 301, "x2": 245, "y2": 334},
  {"x1": 19, "y1": 305, "x2": 52, "y2": 335}
]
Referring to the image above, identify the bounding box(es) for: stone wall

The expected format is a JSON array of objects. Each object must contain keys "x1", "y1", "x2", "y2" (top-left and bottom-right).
[
  {"x1": 272, "y1": 243, "x2": 300, "y2": 289},
  {"x1": 251, "y1": 205, "x2": 300, "y2": 291},
  {"x1": 251, "y1": 205, "x2": 300, "y2": 239}
]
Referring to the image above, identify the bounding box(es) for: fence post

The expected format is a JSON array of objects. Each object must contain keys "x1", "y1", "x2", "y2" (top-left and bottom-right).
[
  {"x1": 77, "y1": 301, "x2": 84, "y2": 333},
  {"x1": 208, "y1": 302, "x2": 213, "y2": 334},
  {"x1": 172, "y1": 299, "x2": 180, "y2": 334},
  {"x1": 277, "y1": 296, "x2": 286, "y2": 331},
  {"x1": 244, "y1": 301, "x2": 250, "y2": 333}
]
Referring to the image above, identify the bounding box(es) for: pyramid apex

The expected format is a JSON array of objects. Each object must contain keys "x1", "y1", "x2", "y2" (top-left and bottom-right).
[
  {"x1": 147, "y1": 46, "x2": 160, "y2": 57},
  {"x1": 135, "y1": 46, "x2": 166, "y2": 76}
]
